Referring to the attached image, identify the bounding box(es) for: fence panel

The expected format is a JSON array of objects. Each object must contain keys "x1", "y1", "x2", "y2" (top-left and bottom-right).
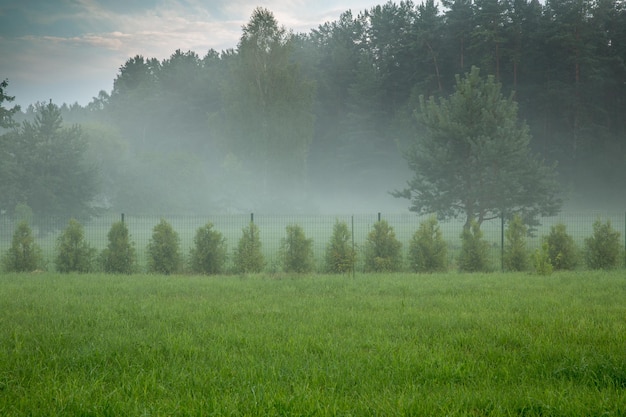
[{"x1": 1, "y1": 212, "x2": 624, "y2": 273}]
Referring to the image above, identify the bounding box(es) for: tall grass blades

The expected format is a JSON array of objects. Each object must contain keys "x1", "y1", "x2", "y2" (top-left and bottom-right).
[
  {"x1": 585, "y1": 218, "x2": 623, "y2": 270},
  {"x1": 1, "y1": 272, "x2": 625, "y2": 415}
]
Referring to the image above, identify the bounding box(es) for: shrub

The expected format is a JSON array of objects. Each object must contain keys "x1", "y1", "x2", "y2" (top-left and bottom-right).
[
  {"x1": 458, "y1": 221, "x2": 491, "y2": 272},
  {"x1": 147, "y1": 219, "x2": 182, "y2": 275},
  {"x1": 233, "y1": 222, "x2": 265, "y2": 274},
  {"x1": 101, "y1": 221, "x2": 137, "y2": 274},
  {"x1": 503, "y1": 214, "x2": 529, "y2": 272},
  {"x1": 585, "y1": 218, "x2": 622, "y2": 270},
  {"x1": 533, "y1": 241, "x2": 553, "y2": 276},
  {"x1": 408, "y1": 216, "x2": 447, "y2": 273},
  {"x1": 14, "y1": 203, "x2": 33, "y2": 224},
  {"x1": 325, "y1": 220, "x2": 356, "y2": 274},
  {"x1": 2, "y1": 221, "x2": 44, "y2": 272},
  {"x1": 280, "y1": 224, "x2": 314, "y2": 273},
  {"x1": 544, "y1": 223, "x2": 578, "y2": 271},
  {"x1": 189, "y1": 222, "x2": 227, "y2": 274},
  {"x1": 55, "y1": 218, "x2": 96, "y2": 273},
  {"x1": 364, "y1": 220, "x2": 402, "y2": 272}
]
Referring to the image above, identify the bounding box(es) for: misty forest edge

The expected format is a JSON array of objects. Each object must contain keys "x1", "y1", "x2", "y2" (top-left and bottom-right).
[{"x1": 1, "y1": 0, "x2": 626, "y2": 230}]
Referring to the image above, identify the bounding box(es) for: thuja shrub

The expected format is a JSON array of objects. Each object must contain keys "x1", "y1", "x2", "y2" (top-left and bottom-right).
[
  {"x1": 458, "y1": 221, "x2": 491, "y2": 272},
  {"x1": 544, "y1": 223, "x2": 578, "y2": 271},
  {"x1": 101, "y1": 221, "x2": 137, "y2": 274},
  {"x1": 503, "y1": 214, "x2": 529, "y2": 272},
  {"x1": 408, "y1": 216, "x2": 447, "y2": 273},
  {"x1": 325, "y1": 220, "x2": 356, "y2": 274},
  {"x1": 585, "y1": 218, "x2": 622, "y2": 270},
  {"x1": 233, "y1": 222, "x2": 265, "y2": 274},
  {"x1": 2, "y1": 221, "x2": 44, "y2": 272},
  {"x1": 533, "y1": 241, "x2": 553, "y2": 276},
  {"x1": 147, "y1": 219, "x2": 182, "y2": 275},
  {"x1": 364, "y1": 220, "x2": 402, "y2": 273},
  {"x1": 55, "y1": 218, "x2": 97, "y2": 273},
  {"x1": 189, "y1": 222, "x2": 227, "y2": 274},
  {"x1": 280, "y1": 224, "x2": 314, "y2": 273}
]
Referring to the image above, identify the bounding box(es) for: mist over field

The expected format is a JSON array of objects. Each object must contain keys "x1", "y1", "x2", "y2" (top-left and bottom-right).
[{"x1": 2, "y1": 0, "x2": 626, "y2": 222}]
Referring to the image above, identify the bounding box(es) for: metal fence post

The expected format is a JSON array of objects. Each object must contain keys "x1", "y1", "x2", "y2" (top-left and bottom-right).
[
  {"x1": 351, "y1": 215, "x2": 355, "y2": 278},
  {"x1": 501, "y1": 211, "x2": 505, "y2": 272},
  {"x1": 121, "y1": 213, "x2": 124, "y2": 224},
  {"x1": 250, "y1": 212, "x2": 254, "y2": 224}
]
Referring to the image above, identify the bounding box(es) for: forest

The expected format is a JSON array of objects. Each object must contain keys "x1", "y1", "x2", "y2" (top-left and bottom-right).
[{"x1": 2, "y1": 0, "x2": 625, "y2": 220}]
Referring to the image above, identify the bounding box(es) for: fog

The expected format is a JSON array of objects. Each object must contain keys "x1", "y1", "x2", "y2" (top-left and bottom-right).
[{"x1": 3, "y1": 2, "x2": 625, "y2": 221}]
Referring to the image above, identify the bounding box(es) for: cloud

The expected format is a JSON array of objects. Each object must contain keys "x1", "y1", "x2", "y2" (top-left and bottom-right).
[{"x1": 1, "y1": 0, "x2": 382, "y2": 106}]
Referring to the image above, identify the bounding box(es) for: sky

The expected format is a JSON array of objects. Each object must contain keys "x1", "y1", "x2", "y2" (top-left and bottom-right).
[{"x1": 0, "y1": 0, "x2": 382, "y2": 109}]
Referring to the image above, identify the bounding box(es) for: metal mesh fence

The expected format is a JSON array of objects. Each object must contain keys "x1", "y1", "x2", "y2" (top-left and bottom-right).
[{"x1": 1, "y1": 211, "x2": 624, "y2": 273}]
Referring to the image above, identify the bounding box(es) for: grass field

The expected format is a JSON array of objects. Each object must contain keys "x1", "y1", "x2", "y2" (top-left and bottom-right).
[{"x1": 1, "y1": 271, "x2": 625, "y2": 416}]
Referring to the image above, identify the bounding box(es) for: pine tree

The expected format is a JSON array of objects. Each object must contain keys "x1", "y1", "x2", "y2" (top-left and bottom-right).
[{"x1": 394, "y1": 66, "x2": 562, "y2": 230}]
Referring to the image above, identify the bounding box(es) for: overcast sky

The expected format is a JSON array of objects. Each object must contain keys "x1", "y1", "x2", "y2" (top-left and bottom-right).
[{"x1": 0, "y1": 0, "x2": 382, "y2": 109}]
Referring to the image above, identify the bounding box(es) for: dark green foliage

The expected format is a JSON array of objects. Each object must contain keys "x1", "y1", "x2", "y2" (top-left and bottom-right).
[
  {"x1": 189, "y1": 222, "x2": 227, "y2": 275},
  {"x1": 324, "y1": 220, "x2": 356, "y2": 274},
  {"x1": 585, "y1": 219, "x2": 622, "y2": 270},
  {"x1": 409, "y1": 216, "x2": 447, "y2": 273},
  {"x1": 280, "y1": 224, "x2": 314, "y2": 273},
  {"x1": 364, "y1": 220, "x2": 402, "y2": 273},
  {"x1": 0, "y1": 101, "x2": 98, "y2": 232},
  {"x1": 233, "y1": 222, "x2": 265, "y2": 273},
  {"x1": 55, "y1": 218, "x2": 96, "y2": 273},
  {"x1": 395, "y1": 66, "x2": 562, "y2": 230},
  {"x1": 2, "y1": 221, "x2": 44, "y2": 272},
  {"x1": 100, "y1": 221, "x2": 136, "y2": 274},
  {"x1": 147, "y1": 219, "x2": 182, "y2": 275},
  {"x1": 544, "y1": 223, "x2": 578, "y2": 271},
  {"x1": 533, "y1": 242, "x2": 553, "y2": 276},
  {"x1": 0, "y1": 78, "x2": 20, "y2": 129},
  {"x1": 11, "y1": 0, "x2": 625, "y2": 215},
  {"x1": 503, "y1": 214, "x2": 529, "y2": 272},
  {"x1": 216, "y1": 8, "x2": 315, "y2": 208},
  {"x1": 458, "y1": 221, "x2": 491, "y2": 272}
]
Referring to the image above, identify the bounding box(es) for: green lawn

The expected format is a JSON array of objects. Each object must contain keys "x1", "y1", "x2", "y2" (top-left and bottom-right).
[{"x1": 1, "y1": 271, "x2": 625, "y2": 416}]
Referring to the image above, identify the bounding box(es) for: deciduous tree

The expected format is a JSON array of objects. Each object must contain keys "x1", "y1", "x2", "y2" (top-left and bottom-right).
[{"x1": 218, "y1": 8, "x2": 314, "y2": 207}]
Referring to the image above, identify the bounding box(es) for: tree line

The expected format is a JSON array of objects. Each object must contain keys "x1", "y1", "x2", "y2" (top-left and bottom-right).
[{"x1": 1, "y1": 0, "x2": 625, "y2": 225}]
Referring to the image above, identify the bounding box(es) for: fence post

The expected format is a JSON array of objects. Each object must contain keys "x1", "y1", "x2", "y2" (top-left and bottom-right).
[
  {"x1": 501, "y1": 211, "x2": 505, "y2": 272},
  {"x1": 121, "y1": 213, "x2": 124, "y2": 224},
  {"x1": 378, "y1": 212, "x2": 381, "y2": 222},
  {"x1": 250, "y1": 212, "x2": 254, "y2": 224},
  {"x1": 351, "y1": 215, "x2": 355, "y2": 279}
]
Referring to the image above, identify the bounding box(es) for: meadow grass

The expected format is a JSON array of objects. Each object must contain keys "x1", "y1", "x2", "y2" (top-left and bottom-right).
[{"x1": 1, "y1": 271, "x2": 625, "y2": 416}]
